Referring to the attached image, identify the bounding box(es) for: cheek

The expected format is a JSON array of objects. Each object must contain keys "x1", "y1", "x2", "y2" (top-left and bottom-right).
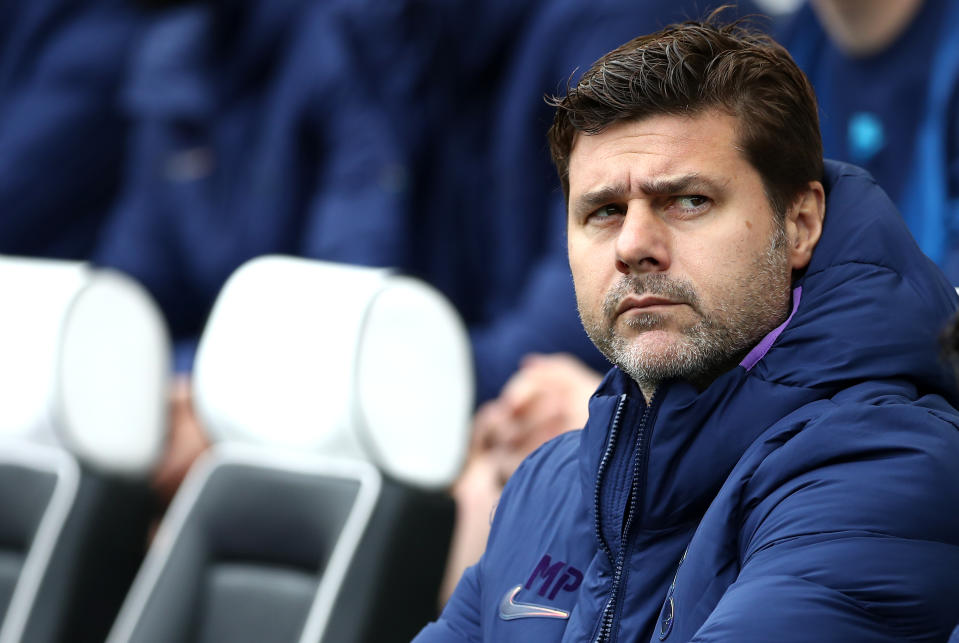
[
  {"x1": 570, "y1": 266, "x2": 597, "y2": 308},
  {"x1": 679, "y1": 237, "x2": 753, "y2": 306},
  {"x1": 688, "y1": 218, "x2": 763, "y2": 267},
  {"x1": 568, "y1": 241, "x2": 597, "y2": 294},
  {"x1": 569, "y1": 267, "x2": 609, "y2": 326}
]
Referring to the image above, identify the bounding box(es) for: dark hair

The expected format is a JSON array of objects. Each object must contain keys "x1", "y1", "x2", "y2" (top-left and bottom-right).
[{"x1": 547, "y1": 10, "x2": 822, "y2": 218}]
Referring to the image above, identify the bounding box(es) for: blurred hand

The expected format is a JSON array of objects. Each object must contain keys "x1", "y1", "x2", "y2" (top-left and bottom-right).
[
  {"x1": 151, "y1": 375, "x2": 211, "y2": 505},
  {"x1": 472, "y1": 353, "x2": 603, "y2": 484}
]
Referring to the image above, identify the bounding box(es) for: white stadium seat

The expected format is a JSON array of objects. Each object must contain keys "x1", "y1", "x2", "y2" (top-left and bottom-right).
[
  {"x1": 0, "y1": 256, "x2": 170, "y2": 642},
  {"x1": 110, "y1": 256, "x2": 474, "y2": 643}
]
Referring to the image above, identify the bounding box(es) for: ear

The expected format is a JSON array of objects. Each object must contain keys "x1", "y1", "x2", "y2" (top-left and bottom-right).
[{"x1": 785, "y1": 181, "x2": 825, "y2": 271}]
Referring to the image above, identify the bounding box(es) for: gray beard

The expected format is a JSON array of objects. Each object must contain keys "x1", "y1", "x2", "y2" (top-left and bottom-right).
[{"x1": 580, "y1": 225, "x2": 792, "y2": 394}]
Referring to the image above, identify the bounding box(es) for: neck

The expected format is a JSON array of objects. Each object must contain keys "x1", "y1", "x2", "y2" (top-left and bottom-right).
[
  {"x1": 639, "y1": 382, "x2": 657, "y2": 403},
  {"x1": 634, "y1": 345, "x2": 756, "y2": 404},
  {"x1": 811, "y1": 0, "x2": 925, "y2": 56}
]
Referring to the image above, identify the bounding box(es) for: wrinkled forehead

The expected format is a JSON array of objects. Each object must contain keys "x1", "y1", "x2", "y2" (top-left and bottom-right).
[{"x1": 567, "y1": 111, "x2": 747, "y2": 200}]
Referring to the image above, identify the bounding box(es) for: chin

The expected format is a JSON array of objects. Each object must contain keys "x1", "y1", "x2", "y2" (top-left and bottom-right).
[
  {"x1": 623, "y1": 327, "x2": 680, "y2": 348},
  {"x1": 616, "y1": 330, "x2": 686, "y2": 363}
]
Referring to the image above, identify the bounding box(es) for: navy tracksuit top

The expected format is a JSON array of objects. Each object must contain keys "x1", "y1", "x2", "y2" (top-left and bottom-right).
[{"x1": 417, "y1": 161, "x2": 959, "y2": 641}]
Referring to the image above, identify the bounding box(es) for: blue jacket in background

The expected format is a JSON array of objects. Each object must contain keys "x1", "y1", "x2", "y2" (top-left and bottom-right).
[
  {"x1": 779, "y1": 0, "x2": 959, "y2": 283},
  {"x1": 0, "y1": 0, "x2": 143, "y2": 259},
  {"x1": 94, "y1": 0, "x2": 410, "y2": 371},
  {"x1": 416, "y1": 161, "x2": 959, "y2": 641}
]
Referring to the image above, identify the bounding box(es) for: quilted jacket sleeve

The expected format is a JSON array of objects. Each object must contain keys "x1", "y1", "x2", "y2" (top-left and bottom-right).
[
  {"x1": 412, "y1": 559, "x2": 483, "y2": 642},
  {"x1": 691, "y1": 402, "x2": 959, "y2": 642}
]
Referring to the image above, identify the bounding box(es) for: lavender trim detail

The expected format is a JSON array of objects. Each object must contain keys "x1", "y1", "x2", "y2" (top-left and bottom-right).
[{"x1": 739, "y1": 286, "x2": 803, "y2": 372}]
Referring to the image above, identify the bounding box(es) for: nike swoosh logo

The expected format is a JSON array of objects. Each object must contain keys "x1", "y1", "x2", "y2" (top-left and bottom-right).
[{"x1": 498, "y1": 585, "x2": 570, "y2": 621}]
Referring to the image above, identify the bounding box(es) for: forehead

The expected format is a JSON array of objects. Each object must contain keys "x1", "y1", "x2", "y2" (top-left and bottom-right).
[{"x1": 567, "y1": 110, "x2": 755, "y2": 201}]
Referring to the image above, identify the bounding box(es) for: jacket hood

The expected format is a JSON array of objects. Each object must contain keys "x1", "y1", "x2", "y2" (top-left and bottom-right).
[
  {"x1": 766, "y1": 161, "x2": 957, "y2": 395},
  {"x1": 580, "y1": 160, "x2": 959, "y2": 536}
]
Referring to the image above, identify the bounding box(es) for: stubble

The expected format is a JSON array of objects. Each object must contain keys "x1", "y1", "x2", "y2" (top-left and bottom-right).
[{"x1": 579, "y1": 225, "x2": 792, "y2": 394}]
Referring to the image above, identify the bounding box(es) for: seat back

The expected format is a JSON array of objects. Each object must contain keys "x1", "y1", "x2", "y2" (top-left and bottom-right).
[
  {"x1": 110, "y1": 445, "x2": 453, "y2": 643},
  {"x1": 0, "y1": 256, "x2": 169, "y2": 642},
  {"x1": 0, "y1": 442, "x2": 79, "y2": 643},
  {"x1": 110, "y1": 257, "x2": 469, "y2": 642},
  {"x1": 0, "y1": 256, "x2": 169, "y2": 472},
  {"x1": 192, "y1": 255, "x2": 473, "y2": 488}
]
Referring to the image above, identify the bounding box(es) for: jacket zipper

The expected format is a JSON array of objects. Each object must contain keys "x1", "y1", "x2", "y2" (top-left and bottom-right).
[
  {"x1": 593, "y1": 393, "x2": 628, "y2": 562},
  {"x1": 594, "y1": 391, "x2": 658, "y2": 643}
]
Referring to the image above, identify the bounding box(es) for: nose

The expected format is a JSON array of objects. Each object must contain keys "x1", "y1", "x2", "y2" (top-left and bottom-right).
[{"x1": 615, "y1": 202, "x2": 670, "y2": 275}]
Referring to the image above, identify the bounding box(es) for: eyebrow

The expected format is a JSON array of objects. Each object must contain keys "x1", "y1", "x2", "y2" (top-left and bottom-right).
[{"x1": 571, "y1": 173, "x2": 728, "y2": 218}]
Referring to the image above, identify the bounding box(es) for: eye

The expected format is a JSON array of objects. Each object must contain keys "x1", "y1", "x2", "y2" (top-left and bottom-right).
[
  {"x1": 588, "y1": 204, "x2": 625, "y2": 222},
  {"x1": 667, "y1": 195, "x2": 711, "y2": 217}
]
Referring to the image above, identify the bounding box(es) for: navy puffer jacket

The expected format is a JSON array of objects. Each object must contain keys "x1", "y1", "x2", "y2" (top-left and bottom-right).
[{"x1": 417, "y1": 161, "x2": 959, "y2": 641}]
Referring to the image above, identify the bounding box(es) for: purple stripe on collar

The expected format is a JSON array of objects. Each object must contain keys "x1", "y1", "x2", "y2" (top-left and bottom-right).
[{"x1": 740, "y1": 286, "x2": 802, "y2": 372}]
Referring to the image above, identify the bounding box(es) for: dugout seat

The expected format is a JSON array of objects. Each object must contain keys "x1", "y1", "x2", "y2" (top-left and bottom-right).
[
  {"x1": 108, "y1": 256, "x2": 474, "y2": 643},
  {"x1": 0, "y1": 256, "x2": 169, "y2": 643}
]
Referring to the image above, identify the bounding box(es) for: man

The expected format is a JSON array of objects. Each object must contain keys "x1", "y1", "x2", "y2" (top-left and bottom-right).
[{"x1": 415, "y1": 14, "x2": 959, "y2": 642}]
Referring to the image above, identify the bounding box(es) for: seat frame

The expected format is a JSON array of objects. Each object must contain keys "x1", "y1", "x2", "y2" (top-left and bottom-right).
[
  {"x1": 108, "y1": 443, "x2": 382, "y2": 643},
  {"x1": 0, "y1": 440, "x2": 80, "y2": 643}
]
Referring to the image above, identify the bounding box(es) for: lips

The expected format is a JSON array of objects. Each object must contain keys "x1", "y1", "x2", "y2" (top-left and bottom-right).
[{"x1": 614, "y1": 294, "x2": 683, "y2": 317}]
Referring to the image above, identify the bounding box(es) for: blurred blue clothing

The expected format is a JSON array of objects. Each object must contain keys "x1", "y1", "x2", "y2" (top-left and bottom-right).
[
  {"x1": 94, "y1": 1, "x2": 410, "y2": 371},
  {"x1": 0, "y1": 0, "x2": 143, "y2": 259},
  {"x1": 779, "y1": 0, "x2": 959, "y2": 282}
]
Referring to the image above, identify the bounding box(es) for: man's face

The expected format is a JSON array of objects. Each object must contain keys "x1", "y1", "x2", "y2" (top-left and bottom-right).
[{"x1": 567, "y1": 110, "x2": 794, "y2": 394}]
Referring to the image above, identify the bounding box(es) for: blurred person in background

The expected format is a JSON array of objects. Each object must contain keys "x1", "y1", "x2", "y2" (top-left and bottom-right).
[
  {"x1": 777, "y1": 0, "x2": 959, "y2": 280},
  {"x1": 335, "y1": 0, "x2": 614, "y2": 408},
  {"x1": 0, "y1": 0, "x2": 143, "y2": 258}
]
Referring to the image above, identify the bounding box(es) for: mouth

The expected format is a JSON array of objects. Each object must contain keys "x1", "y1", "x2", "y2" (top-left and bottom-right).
[{"x1": 614, "y1": 295, "x2": 684, "y2": 317}]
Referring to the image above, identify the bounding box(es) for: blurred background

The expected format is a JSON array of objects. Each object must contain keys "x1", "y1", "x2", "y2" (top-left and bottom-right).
[{"x1": 2, "y1": 0, "x2": 957, "y2": 640}]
